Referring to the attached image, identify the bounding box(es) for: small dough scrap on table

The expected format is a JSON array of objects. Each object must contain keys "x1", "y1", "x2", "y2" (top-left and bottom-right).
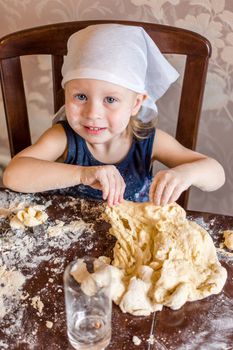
[
  {"x1": 132, "y1": 336, "x2": 142, "y2": 346},
  {"x1": 31, "y1": 295, "x2": 44, "y2": 315},
  {"x1": 46, "y1": 321, "x2": 53, "y2": 329},
  {"x1": 223, "y1": 230, "x2": 233, "y2": 250},
  {"x1": 10, "y1": 206, "x2": 48, "y2": 229}
]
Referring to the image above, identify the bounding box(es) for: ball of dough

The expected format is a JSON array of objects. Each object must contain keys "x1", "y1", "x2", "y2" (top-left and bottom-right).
[{"x1": 223, "y1": 230, "x2": 233, "y2": 250}]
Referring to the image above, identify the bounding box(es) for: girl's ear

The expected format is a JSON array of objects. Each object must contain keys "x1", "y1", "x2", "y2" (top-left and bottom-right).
[{"x1": 131, "y1": 93, "x2": 148, "y2": 116}]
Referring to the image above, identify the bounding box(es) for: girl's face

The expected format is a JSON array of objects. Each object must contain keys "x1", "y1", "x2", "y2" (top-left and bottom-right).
[{"x1": 65, "y1": 79, "x2": 145, "y2": 144}]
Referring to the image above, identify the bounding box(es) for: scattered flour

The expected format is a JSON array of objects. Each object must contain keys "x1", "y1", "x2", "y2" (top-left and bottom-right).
[
  {"x1": 0, "y1": 190, "x2": 97, "y2": 347},
  {"x1": 0, "y1": 341, "x2": 8, "y2": 349},
  {"x1": 217, "y1": 246, "x2": 233, "y2": 259},
  {"x1": 147, "y1": 334, "x2": 155, "y2": 345},
  {"x1": 46, "y1": 219, "x2": 90, "y2": 238},
  {"x1": 0, "y1": 265, "x2": 26, "y2": 318}
]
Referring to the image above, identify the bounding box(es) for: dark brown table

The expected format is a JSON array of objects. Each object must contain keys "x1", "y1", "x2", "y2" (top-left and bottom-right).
[{"x1": 0, "y1": 189, "x2": 233, "y2": 350}]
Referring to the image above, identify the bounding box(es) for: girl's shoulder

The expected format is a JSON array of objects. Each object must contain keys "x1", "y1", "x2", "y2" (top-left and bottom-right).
[
  {"x1": 38, "y1": 123, "x2": 67, "y2": 154},
  {"x1": 41, "y1": 122, "x2": 67, "y2": 144}
]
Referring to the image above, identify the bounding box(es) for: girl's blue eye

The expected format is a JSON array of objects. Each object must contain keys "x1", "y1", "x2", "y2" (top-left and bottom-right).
[
  {"x1": 105, "y1": 97, "x2": 116, "y2": 104},
  {"x1": 75, "y1": 94, "x2": 87, "y2": 101}
]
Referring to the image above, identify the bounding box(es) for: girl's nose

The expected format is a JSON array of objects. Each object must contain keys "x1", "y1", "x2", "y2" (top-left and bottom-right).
[{"x1": 84, "y1": 101, "x2": 102, "y2": 120}]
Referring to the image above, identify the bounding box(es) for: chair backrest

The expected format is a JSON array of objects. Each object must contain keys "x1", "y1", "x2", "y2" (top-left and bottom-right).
[{"x1": 0, "y1": 20, "x2": 211, "y2": 208}]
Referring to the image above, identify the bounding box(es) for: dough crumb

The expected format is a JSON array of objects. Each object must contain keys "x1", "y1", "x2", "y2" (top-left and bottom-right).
[
  {"x1": 21, "y1": 292, "x2": 30, "y2": 300},
  {"x1": 132, "y1": 335, "x2": 142, "y2": 345},
  {"x1": 223, "y1": 230, "x2": 233, "y2": 250},
  {"x1": 31, "y1": 296, "x2": 44, "y2": 315},
  {"x1": 46, "y1": 321, "x2": 53, "y2": 329}
]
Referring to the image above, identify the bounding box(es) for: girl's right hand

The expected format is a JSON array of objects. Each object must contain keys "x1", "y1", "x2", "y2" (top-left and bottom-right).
[
  {"x1": 79, "y1": 165, "x2": 126, "y2": 206},
  {"x1": 149, "y1": 168, "x2": 191, "y2": 206}
]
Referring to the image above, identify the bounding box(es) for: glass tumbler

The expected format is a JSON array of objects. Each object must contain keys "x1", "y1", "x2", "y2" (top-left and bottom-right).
[{"x1": 64, "y1": 257, "x2": 112, "y2": 350}]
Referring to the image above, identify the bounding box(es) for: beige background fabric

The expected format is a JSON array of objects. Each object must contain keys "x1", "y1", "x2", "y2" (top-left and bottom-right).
[{"x1": 0, "y1": 0, "x2": 232, "y2": 215}]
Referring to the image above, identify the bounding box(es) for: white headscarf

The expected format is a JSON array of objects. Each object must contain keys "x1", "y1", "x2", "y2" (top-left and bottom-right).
[{"x1": 61, "y1": 23, "x2": 179, "y2": 122}]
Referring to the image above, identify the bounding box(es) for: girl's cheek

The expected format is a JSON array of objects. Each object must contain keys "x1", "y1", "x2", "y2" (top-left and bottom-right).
[
  {"x1": 67, "y1": 101, "x2": 79, "y2": 113},
  {"x1": 66, "y1": 102, "x2": 81, "y2": 119}
]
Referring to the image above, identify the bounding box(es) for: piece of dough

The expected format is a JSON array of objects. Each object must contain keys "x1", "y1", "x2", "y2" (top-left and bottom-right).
[
  {"x1": 71, "y1": 257, "x2": 125, "y2": 303},
  {"x1": 223, "y1": 230, "x2": 233, "y2": 250},
  {"x1": 132, "y1": 336, "x2": 141, "y2": 346},
  {"x1": 102, "y1": 201, "x2": 227, "y2": 315},
  {"x1": 10, "y1": 206, "x2": 48, "y2": 229}
]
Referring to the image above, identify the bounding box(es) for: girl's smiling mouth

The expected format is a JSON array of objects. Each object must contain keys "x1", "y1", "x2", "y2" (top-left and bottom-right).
[{"x1": 84, "y1": 126, "x2": 107, "y2": 135}]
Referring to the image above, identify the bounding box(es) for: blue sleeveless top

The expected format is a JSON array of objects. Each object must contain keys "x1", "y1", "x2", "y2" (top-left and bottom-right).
[{"x1": 59, "y1": 121, "x2": 155, "y2": 202}]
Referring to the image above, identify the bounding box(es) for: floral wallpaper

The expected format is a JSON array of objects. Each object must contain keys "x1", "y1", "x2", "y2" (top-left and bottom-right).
[{"x1": 0, "y1": 0, "x2": 232, "y2": 215}]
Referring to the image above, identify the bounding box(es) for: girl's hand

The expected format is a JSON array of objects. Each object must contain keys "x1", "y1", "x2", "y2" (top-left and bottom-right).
[
  {"x1": 149, "y1": 168, "x2": 192, "y2": 206},
  {"x1": 79, "y1": 165, "x2": 126, "y2": 206}
]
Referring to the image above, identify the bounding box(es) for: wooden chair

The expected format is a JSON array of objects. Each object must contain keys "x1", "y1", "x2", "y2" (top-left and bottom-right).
[{"x1": 0, "y1": 20, "x2": 211, "y2": 208}]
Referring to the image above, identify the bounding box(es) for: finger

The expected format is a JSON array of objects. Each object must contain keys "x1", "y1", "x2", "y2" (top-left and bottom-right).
[
  {"x1": 99, "y1": 170, "x2": 110, "y2": 201},
  {"x1": 113, "y1": 173, "x2": 125, "y2": 205},
  {"x1": 150, "y1": 180, "x2": 166, "y2": 206},
  {"x1": 167, "y1": 185, "x2": 185, "y2": 204},
  {"x1": 106, "y1": 172, "x2": 117, "y2": 207},
  {"x1": 111, "y1": 173, "x2": 119, "y2": 205},
  {"x1": 149, "y1": 178, "x2": 158, "y2": 202},
  {"x1": 118, "y1": 176, "x2": 126, "y2": 203},
  {"x1": 149, "y1": 174, "x2": 163, "y2": 202},
  {"x1": 160, "y1": 181, "x2": 177, "y2": 206}
]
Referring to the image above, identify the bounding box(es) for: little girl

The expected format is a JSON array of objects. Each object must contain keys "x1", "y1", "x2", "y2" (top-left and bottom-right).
[{"x1": 3, "y1": 24, "x2": 225, "y2": 207}]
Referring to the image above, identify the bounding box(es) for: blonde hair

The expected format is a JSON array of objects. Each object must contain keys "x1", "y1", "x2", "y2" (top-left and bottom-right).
[{"x1": 130, "y1": 114, "x2": 157, "y2": 139}]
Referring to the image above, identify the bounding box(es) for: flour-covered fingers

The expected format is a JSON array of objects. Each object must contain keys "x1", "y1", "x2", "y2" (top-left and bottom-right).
[
  {"x1": 114, "y1": 174, "x2": 126, "y2": 204},
  {"x1": 167, "y1": 185, "x2": 186, "y2": 204},
  {"x1": 110, "y1": 171, "x2": 126, "y2": 206},
  {"x1": 112, "y1": 173, "x2": 122, "y2": 205},
  {"x1": 100, "y1": 165, "x2": 124, "y2": 206},
  {"x1": 100, "y1": 171, "x2": 110, "y2": 201},
  {"x1": 106, "y1": 171, "x2": 117, "y2": 206},
  {"x1": 159, "y1": 180, "x2": 177, "y2": 206},
  {"x1": 149, "y1": 178, "x2": 166, "y2": 206},
  {"x1": 149, "y1": 171, "x2": 167, "y2": 204},
  {"x1": 150, "y1": 169, "x2": 192, "y2": 205},
  {"x1": 119, "y1": 177, "x2": 126, "y2": 203}
]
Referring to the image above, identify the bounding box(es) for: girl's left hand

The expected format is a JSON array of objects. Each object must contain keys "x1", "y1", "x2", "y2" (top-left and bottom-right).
[{"x1": 149, "y1": 169, "x2": 191, "y2": 206}]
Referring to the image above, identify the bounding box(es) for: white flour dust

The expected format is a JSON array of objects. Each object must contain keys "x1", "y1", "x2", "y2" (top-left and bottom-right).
[{"x1": 0, "y1": 190, "x2": 100, "y2": 347}]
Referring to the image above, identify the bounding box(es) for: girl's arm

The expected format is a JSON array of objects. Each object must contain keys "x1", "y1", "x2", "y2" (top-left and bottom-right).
[
  {"x1": 3, "y1": 124, "x2": 125, "y2": 206},
  {"x1": 150, "y1": 129, "x2": 225, "y2": 205},
  {"x1": 3, "y1": 124, "x2": 78, "y2": 192}
]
